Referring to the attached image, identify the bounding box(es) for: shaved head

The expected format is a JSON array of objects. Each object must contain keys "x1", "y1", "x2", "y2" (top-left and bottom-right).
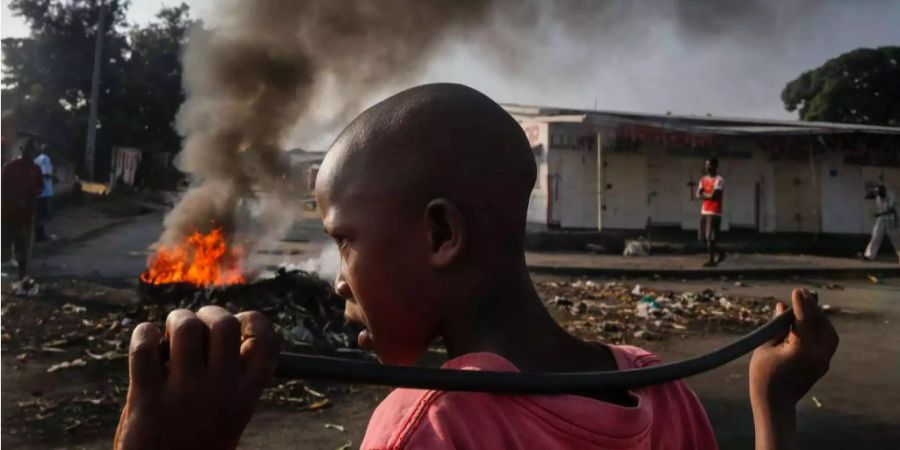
[
  {"x1": 318, "y1": 83, "x2": 537, "y2": 253},
  {"x1": 315, "y1": 84, "x2": 539, "y2": 363}
]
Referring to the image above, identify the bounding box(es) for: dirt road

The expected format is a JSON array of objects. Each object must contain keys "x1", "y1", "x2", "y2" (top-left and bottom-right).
[{"x1": 3, "y1": 211, "x2": 898, "y2": 449}]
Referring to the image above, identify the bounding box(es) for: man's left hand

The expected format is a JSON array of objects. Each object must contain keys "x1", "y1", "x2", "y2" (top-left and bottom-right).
[{"x1": 113, "y1": 306, "x2": 279, "y2": 450}]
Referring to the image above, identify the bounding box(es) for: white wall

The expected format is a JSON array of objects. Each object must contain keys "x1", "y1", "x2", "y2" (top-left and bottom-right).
[
  {"x1": 554, "y1": 146, "x2": 598, "y2": 228},
  {"x1": 820, "y1": 154, "x2": 865, "y2": 234},
  {"x1": 600, "y1": 150, "x2": 648, "y2": 230},
  {"x1": 773, "y1": 160, "x2": 821, "y2": 233},
  {"x1": 523, "y1": 120, "x2": 549, "y2": 225},
  {"x1": 646, "y1": 151, "x2": 685, "y2": 226},
  {"x1": 519, "y1": 116, "x2": 899, "y2": 235}
]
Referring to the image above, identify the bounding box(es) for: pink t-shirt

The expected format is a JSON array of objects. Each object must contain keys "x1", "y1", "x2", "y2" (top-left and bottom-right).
[{"x1": 362, "y1": 345, "x2": 717, "y2": 449}]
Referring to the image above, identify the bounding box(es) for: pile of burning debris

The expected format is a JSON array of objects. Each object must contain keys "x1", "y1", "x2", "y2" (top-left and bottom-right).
[
  {"x1": 536, "y1": 279, "x2": 775, "y2": 342},
  {"x1": 136, "y1": 228, "x2": 360, "y2": 354},
  {"x1": 137, "y1": 268, "x2": 361, "y2": 354}
]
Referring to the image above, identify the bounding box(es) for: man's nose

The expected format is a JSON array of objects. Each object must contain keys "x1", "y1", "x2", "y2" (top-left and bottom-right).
[{"x1": 334, "y1": 272, "x2": 352, "y2": 299}]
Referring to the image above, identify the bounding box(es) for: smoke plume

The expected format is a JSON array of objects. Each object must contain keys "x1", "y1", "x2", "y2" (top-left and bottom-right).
[
  {"x1": 160, "y1": 0, "x2": 898, "y2": 252},
  {"x1": 161, "y1": 0, "x2": 505, "y2": 249}
]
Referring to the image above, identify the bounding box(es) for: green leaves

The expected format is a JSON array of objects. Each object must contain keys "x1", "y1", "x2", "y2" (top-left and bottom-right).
[
  {"x1": 781, "y1": 47, "x2": 900, "y2": 126},
  {"x1": 2, "y1": 0, "x2": 193, "y2": 179}
]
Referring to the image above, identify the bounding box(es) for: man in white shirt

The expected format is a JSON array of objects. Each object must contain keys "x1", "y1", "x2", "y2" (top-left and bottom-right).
[
  {"x1": 864, "y1": 185, "x2": 899, "y2": 263},
  {"x1": 32, "y1": 144, "x2": 56, "y2": 242}
]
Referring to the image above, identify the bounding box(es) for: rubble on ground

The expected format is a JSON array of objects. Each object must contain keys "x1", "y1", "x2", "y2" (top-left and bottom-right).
[
  {"x1": 537, "y1": 279, "x2": 775, "y2": 343},
  {"x1": 1, "y1": 270, "x2": 365, "y2": 442}
]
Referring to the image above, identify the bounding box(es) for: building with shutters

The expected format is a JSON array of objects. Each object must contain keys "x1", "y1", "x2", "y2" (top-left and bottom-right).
[{"x1": 505, "y1": 104, "x2": 900, "y2": 236}]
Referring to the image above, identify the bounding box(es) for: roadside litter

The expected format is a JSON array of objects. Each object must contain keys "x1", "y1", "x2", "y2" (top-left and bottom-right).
[
  {"x1": 623, "y1": 239, "x2": 651, "y2": 257},
  {"x1": 537, "y1": 280, "x2": 773, "y2": 343}
]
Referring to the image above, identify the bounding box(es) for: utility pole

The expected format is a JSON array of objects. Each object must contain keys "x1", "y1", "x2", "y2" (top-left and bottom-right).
[{"x1": 83, "y1": 2, "x2": 106, "y2": 180}]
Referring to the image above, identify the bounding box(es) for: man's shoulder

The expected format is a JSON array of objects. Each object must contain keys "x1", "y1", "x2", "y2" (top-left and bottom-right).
[
  {"x1": 3, "y1": 158, "x2": 28, "y2": 171},
  {"x1": 607, "y1": 344, "x2": 663, "y2": 369},
  {"x1": 364, "y1": 387, "x2": 494, "y2": 449}
]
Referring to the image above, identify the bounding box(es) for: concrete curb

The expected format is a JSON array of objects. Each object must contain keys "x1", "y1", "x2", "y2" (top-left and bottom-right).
[{"x1": 528, "y1": 265, "x2": 900, "y2": 279}]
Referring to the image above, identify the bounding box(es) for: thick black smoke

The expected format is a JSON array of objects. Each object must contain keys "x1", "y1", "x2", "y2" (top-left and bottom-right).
[{"x1": 160, "y1": 0, "x2": 897, "y2": 251}]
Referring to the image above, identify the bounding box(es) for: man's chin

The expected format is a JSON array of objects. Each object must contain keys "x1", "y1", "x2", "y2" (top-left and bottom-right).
[{"x1": 373, "y1": 346, "x2": 424, "y2": 367}]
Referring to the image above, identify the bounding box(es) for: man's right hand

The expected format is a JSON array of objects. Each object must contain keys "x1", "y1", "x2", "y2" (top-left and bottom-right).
[
  {"x1": 748, "y1": 289, "x2": 839, "y2": 450},
  {"x1": 114, "y1": 306, "x2": 279, "y2": 450}
]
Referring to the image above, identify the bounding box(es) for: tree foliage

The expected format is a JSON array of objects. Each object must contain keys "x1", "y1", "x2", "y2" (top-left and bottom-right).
[
  {"x1": 782, "y1": 47, "x2": 900, "y2": 126},
  {"x1": 2, "y1": 0, "x2": 194, "y2": 180}
]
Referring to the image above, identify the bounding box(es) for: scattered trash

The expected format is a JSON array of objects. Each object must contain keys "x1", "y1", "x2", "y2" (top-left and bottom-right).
[
  {"x1": 633, "y1": 329, "x2": 657, "y2": 340},
  {"x1": 569, "y1": 302, "x2": 588, "y2": 315},
  {"x1": 47, "y1": 358, "x2": 87, "y2": 373},
  {"x1": 120, "y1": 318, "x2": 133, "y2": 327},
  {"x1": 61, "y1": 303, "x2": 87, "y2": 314},
  {"x1": 335, "y1": 441, "x2": 353, "y2": 450},
  {"x1": 623, "y1": 239, "x2": 651, "y2": 257},
  {"x1": 824, "y1": 283, "x2": 844, "y2": 290},
  {"x1": 821, "y1": 305, "x2": 842, "y2": 316},
  {"x1": 868, "y1": 275, "x2": 880, "y2": 284},
  {"x1": 307, "y1": 398, "x2": 331, "y2": 410},
  {"x1": 734, "y1": 281, "x2": 746, "y2": 287},
  {"x1": 812, "y1": 396, "x2": 823, "y2": 408},
  {"x1": 12, "y1": 278, "x2": 40, "y2": 297},
  {"x1": 284, "y1": 324, "x2": 315, "y2": 345},
  {"x1": 548, "y1": 296, "x2": 573, "y2": 307},
  {"x1": 304, "y1": 385, "x2": 327, "y2": 398},
  {"x1": 586, "y1": 243, "x2": 607, "y2": 254},
  {"x1": 540, "y1": 280, "x2": 772, "y2": 343},
  {"x1": 85, "y1": 350, "x2": 125, "y2": 360},
  {"x1": 325, "y1": 423, "x2": 346, "y2": 432}
]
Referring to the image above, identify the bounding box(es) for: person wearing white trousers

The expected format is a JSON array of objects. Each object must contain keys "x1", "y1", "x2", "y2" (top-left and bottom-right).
[{"x1": 864, "y1": 185, "x2": 900, "y2": 263}]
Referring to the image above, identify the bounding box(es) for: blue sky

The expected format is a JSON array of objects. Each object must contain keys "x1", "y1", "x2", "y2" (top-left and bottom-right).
[{"x1": 3, "y1": 0, "x2": 900, "y2": 124}]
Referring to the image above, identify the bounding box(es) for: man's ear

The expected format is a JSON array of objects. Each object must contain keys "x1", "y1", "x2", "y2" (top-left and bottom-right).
[{"x1": 424, "y1": 198, "x2": 466, "y2": 267}]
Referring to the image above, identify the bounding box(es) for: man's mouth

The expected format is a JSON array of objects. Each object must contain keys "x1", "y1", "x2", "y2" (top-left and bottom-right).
[
  {"x1": 344, "y1": 313, "x2": 373, "y2": 351},
  {"x1": 357, "y1": 328, "x2": 374, "y2": 350}
]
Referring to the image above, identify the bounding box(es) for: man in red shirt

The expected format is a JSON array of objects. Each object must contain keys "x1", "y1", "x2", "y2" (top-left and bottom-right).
[
  {"x1": 697, "y1": 157, "x2": 725, "y2": 267},
  {"x1": 2, "y1": 140, "x2": 44, "y2": 281},
  {"x1": 112, "y1": 84, "x2": 839, "y2": 450}
]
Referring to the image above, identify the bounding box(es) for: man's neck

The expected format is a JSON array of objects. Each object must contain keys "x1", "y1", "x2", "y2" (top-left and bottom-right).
[{"x1": 440, "y1": 263, "x2": 617, "y2": 373}]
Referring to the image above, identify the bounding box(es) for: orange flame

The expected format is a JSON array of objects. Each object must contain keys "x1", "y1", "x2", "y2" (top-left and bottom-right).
[{"x1": 141, "y1": 228, "x2": 245, "y2": 286}]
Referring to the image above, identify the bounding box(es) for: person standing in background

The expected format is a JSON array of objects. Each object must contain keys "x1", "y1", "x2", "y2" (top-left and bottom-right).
[
  {"x1": 863, "y1": 185, "x2": 899, "y2": 263},
  {"x1": 2, "y1": 141, "x2": 44, "y2": 282},
  {"x1": 697, "y1": 157, "x2": 725, "y2": 267},
  {"x1": 1, "y1": 110, "x2": 17, "y2": 164},
  {"x1": 33, "y1": 143, "x2": 57, "y2": 242}
]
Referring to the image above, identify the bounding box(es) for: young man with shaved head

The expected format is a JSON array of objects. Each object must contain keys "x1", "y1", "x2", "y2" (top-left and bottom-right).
[{"x1": 115, "y1": 84, "x2": 838, "y2": 449}]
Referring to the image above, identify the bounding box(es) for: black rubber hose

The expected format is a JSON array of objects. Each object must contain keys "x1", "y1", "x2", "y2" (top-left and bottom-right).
[{"x1": 276, "y1": 307, "x2": 793, "y2": 394}]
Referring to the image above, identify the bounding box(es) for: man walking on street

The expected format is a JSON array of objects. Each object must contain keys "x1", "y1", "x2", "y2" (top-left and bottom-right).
[
  {"x1": 863, "y1": 185, "x2": 899, "y2": 263},
  {"x1": 33, "y1": 143, "x2": 56, "y2": 242},
  {"x1": 697, "y1": 158, "x2": 725, "y2": 267},
  {"x1": 1, "y1": 141, "x2": 44, "y2": 282}
]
